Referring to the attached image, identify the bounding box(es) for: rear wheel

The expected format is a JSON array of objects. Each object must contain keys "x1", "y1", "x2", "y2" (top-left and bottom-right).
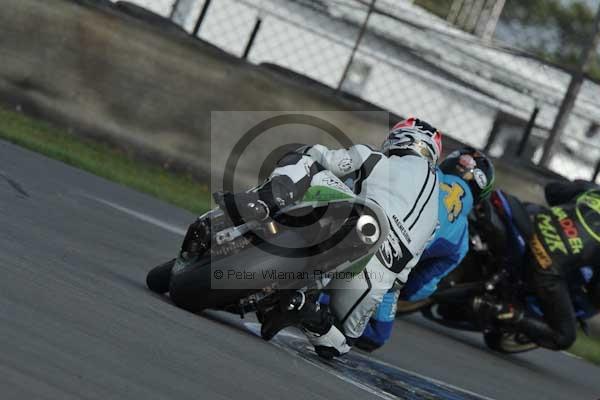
[
  {"x1": 483, "y1": 331, "x2": 538, "y2": 354},
  {"x1": 169, "y1": 229, "x2": 314, "y2": 313},
  {"x1": 146, "y1": 259, "x2": 175, "y2": 294},
  {"x1": 169, "y1": 258, "x2": 254, "y2": 312}
]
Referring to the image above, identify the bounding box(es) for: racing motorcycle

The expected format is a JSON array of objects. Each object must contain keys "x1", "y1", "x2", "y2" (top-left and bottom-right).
[
  {"x1": 146, "y1": 181, "x2": 389, "y2": 330},
  {"x1": 398, "y1": 191, "x2": 596, "y2": 354}
]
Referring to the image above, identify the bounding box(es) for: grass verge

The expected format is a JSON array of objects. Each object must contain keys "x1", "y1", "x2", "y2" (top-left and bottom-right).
[
  {"x1": 1, "y1": 104, "x2": 599, "y2": 366},
  {"x1": 570, "y1": 330, "x2": 600, "y2": 365},
  {"x1": 0, "y1": 105, "x2": 210, "y2": 214}
]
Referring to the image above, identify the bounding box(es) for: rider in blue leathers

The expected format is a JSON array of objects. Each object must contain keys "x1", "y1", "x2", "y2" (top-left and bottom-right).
[{"x1": 356, "y1": 147, "x2": 495, "y2": 351}]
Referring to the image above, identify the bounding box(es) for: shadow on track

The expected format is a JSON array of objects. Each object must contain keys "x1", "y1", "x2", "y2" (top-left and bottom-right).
[
  {"x1": 398, "y1": 314, "x2": 591, "y2": 381},
  {"x1": 141, "y1": 292, "x2": 493, "y2": 400}
]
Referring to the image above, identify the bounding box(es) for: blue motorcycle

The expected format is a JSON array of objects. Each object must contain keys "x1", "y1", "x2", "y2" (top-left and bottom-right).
[{"x1": 416, "y1": 191, "x2": 597, "y2": 353}]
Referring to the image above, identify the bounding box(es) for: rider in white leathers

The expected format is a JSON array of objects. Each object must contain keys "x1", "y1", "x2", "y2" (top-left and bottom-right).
[{"x1": 258, "y1": 117, "x2": 443, "y2": 358}]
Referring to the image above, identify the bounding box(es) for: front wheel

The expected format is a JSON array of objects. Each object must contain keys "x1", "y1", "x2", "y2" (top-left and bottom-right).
[
  {"x1": 420, "y1": 303, "x2": 481, "y2": 332},
  {"x1": 146, "y1": 259, "x2": 175, "y2": 294}
]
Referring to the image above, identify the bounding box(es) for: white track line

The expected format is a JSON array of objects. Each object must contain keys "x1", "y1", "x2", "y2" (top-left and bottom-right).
[
  {"x1": 561, "y1": 351, "x2": 583, "y2": 360},
  {"x1": 79, "y1": 193, "x2": 186, "y2": 236}
]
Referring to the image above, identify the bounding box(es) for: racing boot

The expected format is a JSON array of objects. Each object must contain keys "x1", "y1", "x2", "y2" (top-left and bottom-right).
[
  {"x1": 469, "y1": 296, "x2": 573, "y2": 350},
  {"x1": 259, "y1": 290, "x2": 326, "y2": 340},
  {"x1": 214, "y1": 175, "x2": 298, "y2": 225},
  {"x1": 259, "y1": 290, "x2": 351, "y2": 359},
  {"x1": 213, "y1": 191, "x2": 269, "y2": 226},
  {"x1": 303, "y1": 324, "x2": 352, "y2": 360}
]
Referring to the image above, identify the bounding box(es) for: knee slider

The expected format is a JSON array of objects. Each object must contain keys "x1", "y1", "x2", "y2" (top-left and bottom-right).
[{"x1": 260, "y1": 175, "x2": 297, "y2": 211}]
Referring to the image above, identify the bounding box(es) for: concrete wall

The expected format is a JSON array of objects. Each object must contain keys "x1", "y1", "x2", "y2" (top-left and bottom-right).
[
  {"x1": 0, "y1": 0, "x2": 555, "y2": 202},
  {"x1": 0, "y1": 0, "x2": 390, "y2": 180}
]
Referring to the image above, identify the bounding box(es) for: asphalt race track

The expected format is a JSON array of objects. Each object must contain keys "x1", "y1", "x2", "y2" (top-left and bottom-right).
[{"x1": 1, "y1": 139, "x2": 599, "y2": 400}]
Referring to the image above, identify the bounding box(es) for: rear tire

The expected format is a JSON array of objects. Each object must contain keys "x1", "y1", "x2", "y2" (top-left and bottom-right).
[
  {"x1": 169, "y1": 258, "x2": 254, "y2": 312},
  {"x1": 484, "y1": 331, "x2": 538, "y2": 354},
  {"x1": 146, "y1": 259, "x2": 175, "y2": 294},
  {"x1": 169, "y1": 229, "x2": 313, "y2": 313}
]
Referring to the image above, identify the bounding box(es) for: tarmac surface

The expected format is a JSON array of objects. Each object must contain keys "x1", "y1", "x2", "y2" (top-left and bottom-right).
[{"x1": 1, "y1": 139, "x2": 599, "y2": 400}]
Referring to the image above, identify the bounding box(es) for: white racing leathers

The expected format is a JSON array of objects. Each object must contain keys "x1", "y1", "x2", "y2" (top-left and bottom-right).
[{"x1": 270, "y1": 144, "x2": 439, "y2": 356}]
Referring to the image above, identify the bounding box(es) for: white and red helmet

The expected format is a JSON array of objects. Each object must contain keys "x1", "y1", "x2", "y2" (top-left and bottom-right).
[{"x1": 382, "y1": 117, "x2": 443, "y2": 164}]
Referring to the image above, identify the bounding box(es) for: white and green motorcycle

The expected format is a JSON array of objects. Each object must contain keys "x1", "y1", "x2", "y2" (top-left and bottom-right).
[{"x1": 146, "y1": 180, "x2": 389, "y2": 327}]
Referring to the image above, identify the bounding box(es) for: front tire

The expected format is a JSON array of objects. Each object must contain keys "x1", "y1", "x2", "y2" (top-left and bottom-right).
[
  {"x1": 420, "y1": 303, "x2": 481, "y2": 332},
  {"x1": 146, "y1": 259, "x2": 175, "y2": 294}
]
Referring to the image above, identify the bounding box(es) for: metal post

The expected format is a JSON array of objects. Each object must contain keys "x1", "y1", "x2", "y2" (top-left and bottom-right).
[
  {"x1": 337, "y1": 0, "x2": 376, "y2": 91},
  {"x1": 516, "y1": 107, "x2": 539, "y2": 158},
  {"x1": 169, "y1": 0, "x2": 181, "y2": 20},
  {"x1": 540, "y1": 3, "x2": 600, "y2": 167},
  {"x1": 593, "y1": 159, "x2": 600, "y2": 183},
  {"x1": 192, "y1": 0, "x2": 212, "y2": 37},
  {"x1": 483, "y1": 115, "x2": 502, "y2": 153},
  {"x1": 242, "y1": 18, "x2": 262, "y2": 59}
]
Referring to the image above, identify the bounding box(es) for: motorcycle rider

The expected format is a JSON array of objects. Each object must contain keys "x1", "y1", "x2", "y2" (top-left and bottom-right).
[
  {"x1": 240, "y1": 117, "x2": 443, "y2": 358},
  {"x1": 355, "y1": 147, "x2": 496, "y2": 351},
  {"x1": 473, "y1": 180, "x2": 600, "y2": 350}
]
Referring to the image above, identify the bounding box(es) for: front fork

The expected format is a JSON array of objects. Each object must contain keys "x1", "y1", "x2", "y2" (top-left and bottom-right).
[{"x1": 172, "y1": 216, "x2": 212, "y2": 275}]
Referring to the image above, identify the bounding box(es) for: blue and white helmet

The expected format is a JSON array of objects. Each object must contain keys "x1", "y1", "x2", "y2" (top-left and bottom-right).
[{"x1": 382, "y1": 117, "x2": 443, "y2": 164}]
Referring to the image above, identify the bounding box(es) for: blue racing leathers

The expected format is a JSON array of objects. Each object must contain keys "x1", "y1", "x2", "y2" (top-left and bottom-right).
[{"x1": 358, "y1": 170, "x2": 474, "y2": 350}]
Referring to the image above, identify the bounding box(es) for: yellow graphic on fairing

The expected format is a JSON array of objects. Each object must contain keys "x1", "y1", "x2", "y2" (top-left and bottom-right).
[
  {"x1": 530, "y1": 234, "x2": 553, "y2": 269},
  {"x1": 576, "y1": 191, "x2": 600, "y2": 243},
  {"x1": 441, "y1": 182, "x2": 465, "y2": 223},
  {"x1": 537, "y1": 213, "x2": 568, "y2": 254}
]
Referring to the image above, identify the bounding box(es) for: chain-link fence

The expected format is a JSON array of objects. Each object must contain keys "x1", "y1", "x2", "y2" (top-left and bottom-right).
[{"x1": 113, "y1": 0, "x2": 600, "y2": 183}]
